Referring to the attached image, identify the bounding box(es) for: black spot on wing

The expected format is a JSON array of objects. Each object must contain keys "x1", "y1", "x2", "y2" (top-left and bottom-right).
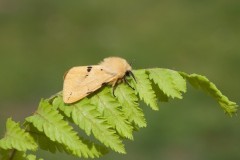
[
  {"x1": 87, "y1": 66, "x2": 92, "y2": 72},
  {"x1": 67, "y1": 92, "x2": 72, "y2": 100},
  {"x1": 86, "y1": 88, "x2": 92, "y2": 95}
]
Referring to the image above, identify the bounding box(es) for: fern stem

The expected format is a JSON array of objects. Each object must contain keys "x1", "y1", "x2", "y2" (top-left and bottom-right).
[
  {"x1": 9, "y1": 149, "x2": 16, "y2": 160},
  {"x1": 47, "y1": 91, "x2": 62, "y2": 102}
]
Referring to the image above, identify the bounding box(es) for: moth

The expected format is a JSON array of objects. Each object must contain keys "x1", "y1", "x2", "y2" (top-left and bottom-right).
[{"x1": 63, "y1": 57, "x2": 135, "y2": 104}]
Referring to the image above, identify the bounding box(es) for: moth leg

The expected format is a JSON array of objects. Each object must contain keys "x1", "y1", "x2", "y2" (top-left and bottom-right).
[
  {"x1": 112, "y1": 85, "x2": 117, "y2": 97},
  {"x1": 112, "y1": 79, "x2": 120, "y2": 97},
  {"x1": 123, "y1": 77, "x2": 135, "y2": 90}
]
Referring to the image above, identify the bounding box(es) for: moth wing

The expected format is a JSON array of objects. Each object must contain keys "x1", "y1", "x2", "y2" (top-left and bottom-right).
[{"x1": 63, "y1": 65, "x2": 116, "y2": 103}]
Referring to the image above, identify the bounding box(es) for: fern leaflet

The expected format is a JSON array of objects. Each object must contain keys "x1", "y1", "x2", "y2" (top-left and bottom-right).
[
  {"x1": 132, "y1": 69, "x2": 158, "y2": 110},
  {"x1": 0, "y1": 118, "x2": 37, "y2": 152},
  {"x1": 26, "y1": 124, "x2": 70, "y2": 154},
  {"x1": 148, "y1": 68, "x2": 186, "y2": 99},
  {"x1": 115, "y1": 83, "x2": 147, "y2": 128},
  {"x1": 180, "y1": 72, "x2": 238, "y2": 116},
  {"x1": 26, "y1": 100, "x2": 102, "y2": 158},
  {"x1": 90, "y1": 87, "x2": 134, "y2": 140},
  {"x1": 53, "y1": 96, "x2": 126, "y2": 154}
]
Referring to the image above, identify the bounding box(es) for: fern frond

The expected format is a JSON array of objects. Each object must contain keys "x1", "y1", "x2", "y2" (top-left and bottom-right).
[
  {"x1": 180, "y1": 72, "x2": 238, "y2": 116},
  {"x1": 90, "y1": 87, "x2": 134, "y2": 140},
  {"x1": 132, "y1": 69, "x2": 158, "y2": 110},
  {"x1": 0, "y1": 65, "x2": 238, "y2": 160},
  {"x1": 147, "y1": 68, "x2": 186, "y2": 99},
  {"x1": 26, "y1": 99, "x2": 101, "y2": 158},
  {"x1": 0, "y1": 118, "x2": 37, "y2": 152},
  {"x1": 52, "y1": 96, "x2": 126, "y2": 154},
  {"x1": 115, "y1": 83, "x2": 147, "y2": 128}
]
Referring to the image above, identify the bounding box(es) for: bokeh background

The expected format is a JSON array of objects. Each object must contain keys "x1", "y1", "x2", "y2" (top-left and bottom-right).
[{"x1": 0, "y1": 0, "x2": 240, "y2": 160}]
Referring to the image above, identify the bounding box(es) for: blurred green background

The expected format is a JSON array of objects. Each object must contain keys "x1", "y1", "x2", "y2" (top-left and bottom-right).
[{"x1": 0, "y1": 0, "x2": 240, "y2": 160}]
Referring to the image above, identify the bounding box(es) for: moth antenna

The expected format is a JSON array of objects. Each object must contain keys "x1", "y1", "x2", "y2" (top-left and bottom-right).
[
  {"x1": 124, "y1": 77, "x2": 135, "y2": 90},
  {"x1": 129, "y1": 71, "x2": 137, "y2": 83},
  {"x1": 63, "y1": 70, "x2": 69, "y2": 80},
  {"x1": 129, "y1": 58, "x2": 136, "y2": 67}
]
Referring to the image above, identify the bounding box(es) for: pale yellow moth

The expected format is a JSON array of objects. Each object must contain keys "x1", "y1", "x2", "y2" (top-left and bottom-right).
[{"x1": 63, "y1": 57, "x2": 135, "y2": 104}]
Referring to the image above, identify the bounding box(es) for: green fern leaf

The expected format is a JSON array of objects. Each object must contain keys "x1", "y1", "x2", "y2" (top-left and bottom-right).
[
  {"x1": 52, "y1": 96, "x2": 126, "y2": 154},
  {"x1": 180, "y1": 72, "x2": 238, "y2": 116},
  {"x1": 90, "y1": 87, "x2": 134, "y2": 140},
  {"x1": 132, "y1": 70, "x2": 158, "y2": 110},
  {"x1": 52, "y1": 97, "x2": 109, "y2": 156},
  {"x1": 27, "y1": 124, "x2": 70, "y2": 154},
  {"x1": 26, "y1": 100, "x2": 101, "y2": 158},
  {"x1": 0, "y1": 118, "x2": 37, "y2": 152},
  {"x1": 115, "y1": 83, "x2": 147, "y2": 128},
  {"x1": 147, "y1": 68, "x2": 186, "y2": 99}
]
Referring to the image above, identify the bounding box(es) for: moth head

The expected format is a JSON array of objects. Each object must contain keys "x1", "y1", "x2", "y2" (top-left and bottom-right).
[{"x1": 100, "y1": 57, "x2": 132, "y2": 73}]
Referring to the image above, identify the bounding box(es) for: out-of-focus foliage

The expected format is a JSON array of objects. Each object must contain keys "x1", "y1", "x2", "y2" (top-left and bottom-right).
[{"x1": 0, "y1": 0, "x2": 239, "y2": 160}]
